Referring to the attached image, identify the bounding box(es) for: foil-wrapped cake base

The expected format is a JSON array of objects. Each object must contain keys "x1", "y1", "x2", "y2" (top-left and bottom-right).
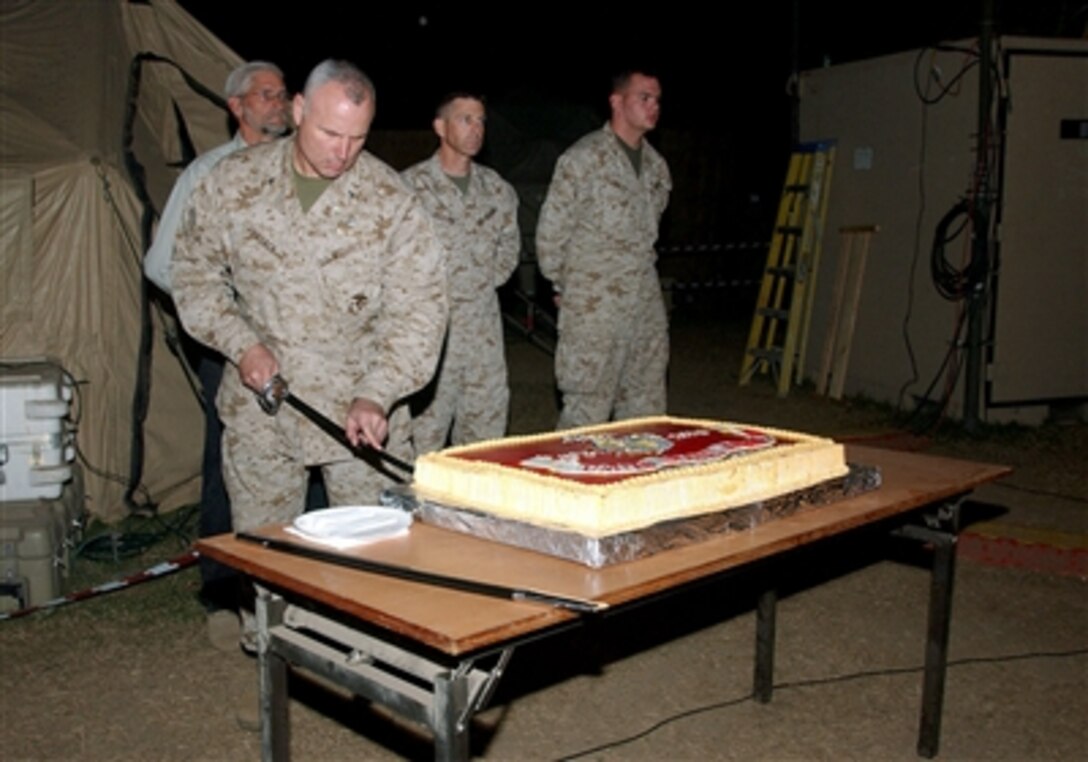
[{"x1": 385, "y1": 463, "x2": 881, "y2": 568}]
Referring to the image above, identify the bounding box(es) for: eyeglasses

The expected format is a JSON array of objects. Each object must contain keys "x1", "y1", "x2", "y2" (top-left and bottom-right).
[{"x1": 247, "y1": 88, "x2": 289, "y2": 103}]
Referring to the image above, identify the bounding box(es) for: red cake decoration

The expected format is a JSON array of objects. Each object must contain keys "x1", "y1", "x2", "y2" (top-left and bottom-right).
[{"x1": 452, "y1": 421, "x2": 783, "y2": 485}]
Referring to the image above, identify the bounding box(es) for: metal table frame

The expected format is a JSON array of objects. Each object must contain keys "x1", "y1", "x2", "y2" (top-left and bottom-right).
[
  {"x1": 199, "y1": 446, "x2": 1006, "y2": 761},
  {"x1": 256, "y1": 586, "x2": 517, "y2": 761},
  {"x1": 754, "y1": 497, "x2": 964, "y2": 758}
]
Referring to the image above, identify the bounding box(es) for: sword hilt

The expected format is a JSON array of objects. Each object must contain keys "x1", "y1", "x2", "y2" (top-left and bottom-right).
[{"x1": 258, "y1": 374, "x2": 289, "y2": 415}]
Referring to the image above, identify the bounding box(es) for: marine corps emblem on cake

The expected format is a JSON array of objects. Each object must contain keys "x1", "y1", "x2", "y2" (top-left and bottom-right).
[{"x1": 519, "y1": 426, "x2": 777, "y2": 478}]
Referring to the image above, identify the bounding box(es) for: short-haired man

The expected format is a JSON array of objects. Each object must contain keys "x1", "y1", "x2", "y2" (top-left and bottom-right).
[
  {"x1": 401, "y1": 93, "x2": 520, "y2": 453},
  {"x1": 143, "y1": 60, "x2": 289, "y2": 646},
  {"x1": 536, "y1": 70, "x2": 672, "y2": 428},
  {"x1": 172, "y1": 59, "x2": 446, "y2": 538}
]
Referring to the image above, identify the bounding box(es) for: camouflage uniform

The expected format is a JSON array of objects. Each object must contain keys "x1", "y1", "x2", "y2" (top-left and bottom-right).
[
  {"x1": 536, "y1": 123, "x2": 672, "y2": 429},
  {"x1": 173, "y1": 139, "x2": 447, "y2": 530},
  {"x1": 401, "y1": 154, "x2": 520, "y2": 454}
]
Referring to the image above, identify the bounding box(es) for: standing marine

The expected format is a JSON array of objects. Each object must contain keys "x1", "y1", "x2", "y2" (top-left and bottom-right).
[
  {"x1": 536, "y1": 69, "x2": 672, "y2": 429},
  {"x1": 402, "y1": 92, "x2": 520, "y2": 453}
]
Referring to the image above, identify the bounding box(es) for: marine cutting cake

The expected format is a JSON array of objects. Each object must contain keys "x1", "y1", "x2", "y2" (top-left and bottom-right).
[{"x1": 412, "y1": 416, "x2": 848, "y2": 538}]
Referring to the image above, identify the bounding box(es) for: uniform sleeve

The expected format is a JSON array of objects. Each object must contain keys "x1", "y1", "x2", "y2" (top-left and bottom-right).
[
  {"x1": 352, "y1": 193, "x2": 449, "y2": 412},
  {"x1": 535, "y1": 153, "x2": 580, "y2": 290},
  {"x1": 171, "y1": 174, "x2": 263, "y2": 365},
  {"x1": 493, "y1": 182, "x2": 521, "y2": 287},
  {"x1": 144, "y1": 167, "x2": 198, "y2": 295},
  {"x1": 654, "y1": 158, "x2": 673, "y2": 223}
]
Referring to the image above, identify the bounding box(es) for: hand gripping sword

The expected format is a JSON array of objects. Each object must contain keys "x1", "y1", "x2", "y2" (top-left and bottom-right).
[{"x1": 257, "y1": 374, "x2": 414, "y2": 478}]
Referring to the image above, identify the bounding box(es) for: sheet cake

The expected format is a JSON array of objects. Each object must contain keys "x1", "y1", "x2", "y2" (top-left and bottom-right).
[{"x1": 412, "y1": 416, "x2": 848, "y2": 538}]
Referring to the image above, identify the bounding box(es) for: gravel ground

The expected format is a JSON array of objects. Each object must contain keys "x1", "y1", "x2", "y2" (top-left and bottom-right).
[{"x1": 1, "y1": 306, "x2": 1084, "y2": 761}]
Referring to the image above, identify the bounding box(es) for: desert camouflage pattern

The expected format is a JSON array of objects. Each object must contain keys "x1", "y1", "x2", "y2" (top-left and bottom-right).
[
  {"x1": 220, "y1": 425, "x2": 408, "y2": 532},
  {"x1": 173, "y1": 139, "x2": 448, "y2": 521},
  {"x1": 536, "y1": 123, "x2": 672, "y2": 429},
  {"x1": 402, "y1": 154, "x2": 520, "y2": 453}
]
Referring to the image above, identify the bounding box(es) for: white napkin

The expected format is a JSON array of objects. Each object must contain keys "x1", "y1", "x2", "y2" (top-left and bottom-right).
[{"x1": 286, "y1": 506, "x2": 412, "y2": 550}]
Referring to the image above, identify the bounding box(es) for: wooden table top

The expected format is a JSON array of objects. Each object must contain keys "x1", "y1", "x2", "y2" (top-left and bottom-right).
[{"x1": 198, "y1": 444, "x2": 1010, "y2": 657}]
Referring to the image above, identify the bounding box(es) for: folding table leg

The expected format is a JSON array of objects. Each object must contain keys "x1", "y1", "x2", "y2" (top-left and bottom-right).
[
  {"x1": 893, "y1": 500, "x2": 962, "y2": 758},
  {"x1": 434, "y1": 668, "x2": 471, "y2": 762},
  {"x1": 257, "y1": 587, "x2": 289, "y2": 761},
  {"x1": 918, "y1": 523, "x2": 957, "y2": 758},
  {"x1": 754, "y1": 586, "x2": 778, "y2": 703}
]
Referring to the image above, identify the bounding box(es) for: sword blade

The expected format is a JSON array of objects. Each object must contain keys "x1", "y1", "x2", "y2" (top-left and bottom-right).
[
  {"x1": 236, "y1": 531, "x2": 607, "y2": 614},
  {"x1": 283, "y1": 392, "x2": 415, "y2": 476}
]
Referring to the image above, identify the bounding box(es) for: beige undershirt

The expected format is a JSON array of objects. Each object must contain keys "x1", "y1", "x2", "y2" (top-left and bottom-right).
[
  {"x1": 293, "y1": 168, "x2": 333, "y2": 213},
  {"x1": 616, "y1": 135, "x2": 643, "y2": 177},
  {"x1": 446, "y1": 170, "x2": 471, "y2": 195}
]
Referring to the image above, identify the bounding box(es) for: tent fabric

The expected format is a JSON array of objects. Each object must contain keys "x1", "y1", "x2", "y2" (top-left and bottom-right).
[{"x1": 1, "y1": 0, "x2": 245, "y2": 521}]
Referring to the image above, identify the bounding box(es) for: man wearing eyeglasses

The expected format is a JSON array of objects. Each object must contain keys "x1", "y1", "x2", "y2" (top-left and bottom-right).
[
  {"x1": 146, "y1": 61, "x2": 290, "y2": 293},
  {"x1": 144, "y1": 60, "x2": 290, "y2": 652},
  {"x1": 536, "y1": 69, "x2": 672, "y2": 429}
]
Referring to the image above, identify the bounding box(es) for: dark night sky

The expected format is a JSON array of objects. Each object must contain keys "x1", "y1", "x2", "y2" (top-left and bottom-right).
[{"x1": 176, "y1": 2, "x2": 1079, "y2": 131}]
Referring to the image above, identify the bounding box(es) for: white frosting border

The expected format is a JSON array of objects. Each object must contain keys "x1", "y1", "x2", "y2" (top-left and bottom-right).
[{"x1": 414, "y1": 416, "x2": 848, "y2": 538}]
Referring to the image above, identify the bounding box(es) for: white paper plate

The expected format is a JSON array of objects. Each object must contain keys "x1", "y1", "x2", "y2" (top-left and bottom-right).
[{"x1": 288, "y1": 505, "x2": 412, "y2": 548}]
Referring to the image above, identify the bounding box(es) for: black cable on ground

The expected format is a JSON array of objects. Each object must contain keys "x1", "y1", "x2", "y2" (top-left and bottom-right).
[{"x1": 555, "y1": 647, "x2": 1088, "y2": 760}]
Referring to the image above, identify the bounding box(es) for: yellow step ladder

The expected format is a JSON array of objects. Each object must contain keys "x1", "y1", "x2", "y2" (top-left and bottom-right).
[{"x1": 739, "y1": 141, "x2": 836, "y2": 396}]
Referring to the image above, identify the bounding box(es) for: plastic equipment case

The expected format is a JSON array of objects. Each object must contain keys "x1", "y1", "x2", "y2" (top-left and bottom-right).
[
  {"x1": 1, "y1": 358, "x2": 76, "y2": 502},
  {"x1": 0, "y1": 465, "x2": 85, "y2": 611},
  {"x1": 1, "y1": 359, "x2": 84, "y2": 611}
]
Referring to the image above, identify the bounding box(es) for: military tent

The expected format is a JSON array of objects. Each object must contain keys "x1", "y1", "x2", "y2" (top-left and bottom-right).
[{"x1": 1, "y1": 0, "x2": 247, "y2": 521}]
